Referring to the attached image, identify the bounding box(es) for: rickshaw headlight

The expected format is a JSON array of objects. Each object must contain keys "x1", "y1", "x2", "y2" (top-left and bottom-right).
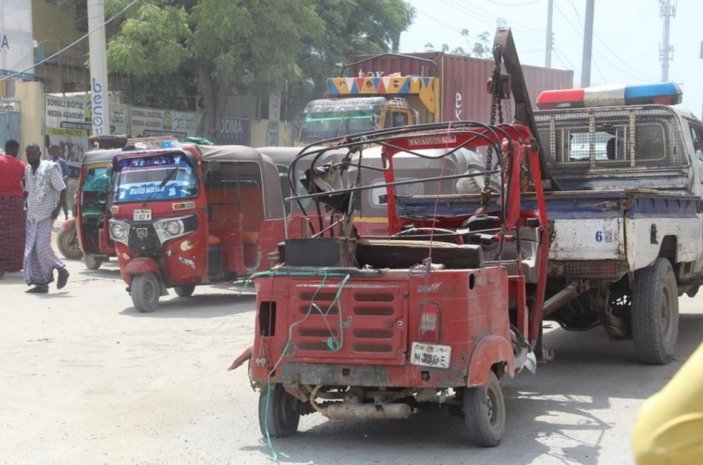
[
  {"x1": 154, "y1": 215, "x2": 194, "y2": 243},
  {"x1": 109, "y1": 221, "x2": 129, "y2": 243},
  {"x1": 165, "y1": 220, "x2": 183, "y2": 236}
]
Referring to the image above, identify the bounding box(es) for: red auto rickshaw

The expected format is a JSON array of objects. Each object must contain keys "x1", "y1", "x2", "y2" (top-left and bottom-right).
[
  {"x1": 74, "y1": 148, "x2": 120, "y2": 269},
  {"x1": 232, "y1": 121, "x2": 550, "y2": 446},
  {"x1": 109, "y1": 142, "x2": 286, "y2": 312}
]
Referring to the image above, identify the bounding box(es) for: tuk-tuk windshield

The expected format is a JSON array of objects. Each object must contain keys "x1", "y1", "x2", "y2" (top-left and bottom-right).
[
  {"x1": 114, "y1": 152, "x2": 199, "y2": 203},
  {"x1": 83, "y1": 166, "x2": 113, "y2": 193}
]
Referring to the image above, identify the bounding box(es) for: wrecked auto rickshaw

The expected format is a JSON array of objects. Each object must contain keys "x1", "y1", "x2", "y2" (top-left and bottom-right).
[{"x1": 232, "y1": 120, "x2": 550, "y2": 447}]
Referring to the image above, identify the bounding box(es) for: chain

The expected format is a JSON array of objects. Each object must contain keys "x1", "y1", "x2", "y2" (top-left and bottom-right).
[{"x1": 481, "y1": 62, "x2": 504, "y2": 209}]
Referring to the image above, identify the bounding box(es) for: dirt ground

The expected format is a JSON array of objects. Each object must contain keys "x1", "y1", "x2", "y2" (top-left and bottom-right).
[{"x1": 1, "y1": 234, "x2": 701, "y2": 465}]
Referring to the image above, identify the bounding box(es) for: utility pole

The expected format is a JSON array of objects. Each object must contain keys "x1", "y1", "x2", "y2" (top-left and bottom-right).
[
  {"x1": 87, "y1": 0, "x2": 110, "y2": 136},
  {"x1": 580, "y1": 0, "x2": 595, "y2": 87},
  {"x1": 545, "y1": 0, "x2": 553, "y2": 68},
  {"x1": 659, "y1": 0, "x2": 676, "y2": 82}
]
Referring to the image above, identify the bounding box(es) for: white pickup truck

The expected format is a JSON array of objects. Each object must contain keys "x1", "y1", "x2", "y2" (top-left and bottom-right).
[{"x1": 534, "y1": 83, "x2": 703, "y2": 364}]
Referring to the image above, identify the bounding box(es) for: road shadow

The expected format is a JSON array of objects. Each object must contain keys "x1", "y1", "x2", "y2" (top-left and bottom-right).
[
  {"x1": 119, "y1": 291, "x2": 257, "y2": 319},
  {"x1": 239, "y1": 314, "x2": 703, "y2": 465}
]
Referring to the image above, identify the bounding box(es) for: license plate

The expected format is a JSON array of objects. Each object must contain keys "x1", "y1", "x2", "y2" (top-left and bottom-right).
[
  {"x1": 410, "y1": 342, "x2": 451, "y2": 369},
  {"x1": 133, "y1": 209, "x2": 152, "y2": 221}
]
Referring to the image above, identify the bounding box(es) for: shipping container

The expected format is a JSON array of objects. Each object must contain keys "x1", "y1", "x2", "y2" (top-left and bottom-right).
[{"x1": 343, "y1": 52, "x2": 574, "y2": 124}]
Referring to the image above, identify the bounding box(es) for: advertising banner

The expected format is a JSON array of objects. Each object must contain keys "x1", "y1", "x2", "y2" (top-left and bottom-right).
[
  {"x1": 45, "y1": 95, "x2": 128, "y2": 168},
  {"x1": 0, "y1": 0, "x2": 34, "y2": 79},
  {"x1": 130, "y1": 106, "x2": 199, "y2": 138},
  {"x1": 215, "y1": 116, "x2": 250, "y2": 145}
]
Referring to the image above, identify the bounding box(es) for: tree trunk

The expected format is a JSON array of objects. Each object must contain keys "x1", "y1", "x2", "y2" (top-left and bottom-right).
[{"x1": 197, "y1": 68, "x2": 218, "y2": 140}]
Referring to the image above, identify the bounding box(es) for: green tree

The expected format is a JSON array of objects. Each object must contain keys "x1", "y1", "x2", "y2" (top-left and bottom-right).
[
  {"x1": 106, "y1": 1, "x2": 193, "y2": 109},
  {"x1": 424, "y1": 29, "x2": 491, "y2": 58},
  {"x1": 104, "y1": 0, "x2": 414, "y2": 138},
  {"x1": 284, "y1": 0, "x2": 415, "y2": 121}
]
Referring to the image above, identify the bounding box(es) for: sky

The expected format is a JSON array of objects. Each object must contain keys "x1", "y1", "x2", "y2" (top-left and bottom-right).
[{"x1": 399, "y1": 0, "x2": 702, "y2": 118}]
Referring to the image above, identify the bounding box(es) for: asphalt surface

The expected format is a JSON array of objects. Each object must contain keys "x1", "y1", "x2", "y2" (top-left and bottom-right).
[{"x1": 1, "y1": 239, "x2": 701, "y2": 465}]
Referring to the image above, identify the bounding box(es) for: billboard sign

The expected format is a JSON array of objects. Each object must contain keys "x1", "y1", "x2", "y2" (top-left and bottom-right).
[
  {"x1": 45, "y1": 95, "x2": 128, "y2": 168},
  {"x1": 215, "y1": 117, "x2": 250, "y2": 145},
  {"x1": 130, "y1": 106, "x2": 199, "y2": 138},
  {"x1": 0, "y1": 0, "x2": 34, "y2": 79}
]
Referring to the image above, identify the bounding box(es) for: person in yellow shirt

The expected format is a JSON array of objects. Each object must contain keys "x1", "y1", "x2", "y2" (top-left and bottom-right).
[{"x1": 632, "y1": 342, "x2": 703, "y2": 465}]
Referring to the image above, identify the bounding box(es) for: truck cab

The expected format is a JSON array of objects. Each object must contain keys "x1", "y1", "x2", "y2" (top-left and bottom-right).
[
  {"x1": 533, "y1": 82, "x2": 703, "y2": 364},
  {"x1": 297, "y1": 96, "x2": 417, "y2": 144}
]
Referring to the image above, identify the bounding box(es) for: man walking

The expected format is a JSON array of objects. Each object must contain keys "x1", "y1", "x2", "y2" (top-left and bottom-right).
[
  {"x1": 0, "y1": 139, "x2": 26, "y2": 278},
  {"x1": 23, "y1": 143, "x2": 70, "y2": 293},
  {"x1": 49, "y1": 145, "x2": 70, "y2": 219}
]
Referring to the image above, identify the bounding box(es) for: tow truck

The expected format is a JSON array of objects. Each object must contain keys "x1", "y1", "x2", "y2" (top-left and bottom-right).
[{"x1": 231, "y1": 28, "x2": 550, "y2": 446}]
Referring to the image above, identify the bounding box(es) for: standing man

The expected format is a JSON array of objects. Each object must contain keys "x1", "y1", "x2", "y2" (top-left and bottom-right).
[
  {"x1": 23, "y1": 143, "x2": 70, "y2": 293},
  {"x1": 0, "y1": 139, "x2": 26, "y2": 278},
  {"x1": 49, "y1": 145, "x2": 70, "y2": 219}
]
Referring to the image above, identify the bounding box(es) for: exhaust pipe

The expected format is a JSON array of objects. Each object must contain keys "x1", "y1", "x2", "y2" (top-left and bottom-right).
[{"x1": 318, "y1": 402, "x2": 414, "y2": 420}]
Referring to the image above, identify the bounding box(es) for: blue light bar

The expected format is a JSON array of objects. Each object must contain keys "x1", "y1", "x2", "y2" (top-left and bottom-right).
[{"x1": 624, "y1": 83, "x2": 682, "y2": 105}]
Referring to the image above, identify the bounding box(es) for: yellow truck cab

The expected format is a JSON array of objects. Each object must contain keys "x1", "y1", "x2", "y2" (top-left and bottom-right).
[{"x1": 297, "y1": 96, "x2": 417, "y2": 144}]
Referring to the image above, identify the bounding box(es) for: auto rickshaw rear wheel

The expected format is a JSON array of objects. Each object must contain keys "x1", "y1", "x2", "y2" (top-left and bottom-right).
[
  {"x1": 174, "y1": 285, "x2": 195, "y2": 297},
  {"x1": 84, "y1": 255, "x2": 103, "y2": 270},
  {"x1": 57, "y1": 224, "x2": 83, "y2": 260},
  {"x1": 258, "y1": 384, "x2": 301, "y2": 438},
  {"x1": 463, "y1": 370, "x2": 505, "y2": 447},
  {"x1": 131, "y1": 272, "x2": 160, "y2": 312}
]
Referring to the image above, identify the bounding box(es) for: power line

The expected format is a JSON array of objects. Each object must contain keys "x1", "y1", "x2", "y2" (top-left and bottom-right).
[
  {"x1": 439, "y1": 0, "x2": 546, "y2": 42},
  {"x1": 484, "y1": 0, "x2": 543, "y2": 7},
  {"x1": 0, "y1": 0, "x2": 141, "y2": 83},
  {"x1": 556, "y1": 0, "x2": 659, "y2": 82}
]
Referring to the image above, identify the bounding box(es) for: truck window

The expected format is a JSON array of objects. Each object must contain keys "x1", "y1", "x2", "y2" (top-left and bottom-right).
[
  {"x1": 688, "y1": 121, "x2": 703, "y2": 160},
  {"x1": 635, "y1": 123, "x2": 667, "y2": 162},
  {"x1": 392, "y1": 111, "x2": 409, "y2": 127},
  {"x1": 537, "y1": 108, "x2": 685, "y2": 170},
  {"x1": 556, "y1": 126, "x2": 626, "y2": 162}
]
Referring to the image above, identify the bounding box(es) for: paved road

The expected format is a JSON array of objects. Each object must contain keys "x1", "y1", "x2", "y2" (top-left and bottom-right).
[{"x1": 1, "y1": 250, "x2": 701, "y2": 465}]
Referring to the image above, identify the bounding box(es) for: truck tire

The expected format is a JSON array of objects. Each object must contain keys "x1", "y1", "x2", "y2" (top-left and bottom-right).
[
  {"x1": 258, "y1": 384, "x2": 300, "y2": 438},
  {"x1": 463, "y1": 371, "x2": 505, "y2": 447},
  {"x1": 632, "y1": 258, "x2": 679, "y2": 364},
  {"x1": 131, "y1": 272, "x2": 161, "y2": 313}
]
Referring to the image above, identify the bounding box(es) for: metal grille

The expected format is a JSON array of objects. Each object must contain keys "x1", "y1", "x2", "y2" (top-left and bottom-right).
[
  {"x1": 290, "y1": 283, "x2": 408, "y2": 364},
  {"x1": 551, "y1": 260, "x2": 627, "y2": 280},
  {"x1": 536, "y1": 106, "x2": 688, "y2": 171}
]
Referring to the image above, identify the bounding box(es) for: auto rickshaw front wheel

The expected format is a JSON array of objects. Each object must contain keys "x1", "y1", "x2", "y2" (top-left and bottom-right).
[
  {"x1": 174, "y1": 285, "x2": 195, "y2": 297},
  {"x1": 131, "y1": 272, "x2": 161, "y2": 312},
  {"x1": 57, "y1": 224, "x2": 83, "y2": 260},
  {"x1": 463, "y1": 370, "x2": 505, "y2": 447},
  {"x1": 84, "y1": 255, "x2": 103, "y2": 270}
]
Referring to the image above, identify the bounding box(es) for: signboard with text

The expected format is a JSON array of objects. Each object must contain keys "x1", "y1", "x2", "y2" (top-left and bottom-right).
[
  {"x1": 130, "y1": 106, "x2": 199, "y2": 138},
  {"x1": 0, "y1": 0, "x2": 34, "y2": 79},
  {"x1": 45, "y1": 95, "x2": 127, "y2": 167},
  {"x1": 215, "y1": 116, "x2": 250, "y2": 145}
]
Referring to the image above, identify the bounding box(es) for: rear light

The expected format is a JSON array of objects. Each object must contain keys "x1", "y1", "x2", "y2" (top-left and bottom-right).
[{"x1": 418, "y1": 302, "x2": 441, "y2": 343}]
